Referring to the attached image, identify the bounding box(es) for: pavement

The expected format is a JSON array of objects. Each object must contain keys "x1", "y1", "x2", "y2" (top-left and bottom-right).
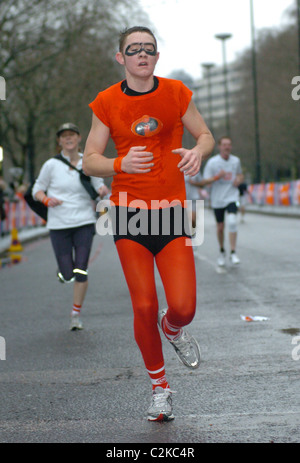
[
  {"x1": 1, "y1": 206, "x2": 300, "y2": 444},
  {"x1": 0, "y1": 226, "x2": 49, "y2": 256},
  {"x1": 246, "y1": 204, "x2": 300, "y2": 219}
]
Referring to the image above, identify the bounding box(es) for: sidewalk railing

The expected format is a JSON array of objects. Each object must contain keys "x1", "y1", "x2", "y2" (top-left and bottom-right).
[
  {"x1": 0, "y1": 194, "x2": 45, "y2": 235},
  {"x1": 1, "y1": 180, "x2": 299, "y2": 236},
  {"x1": 248, "y1": 180, "x2": 300, "y2": 207}
]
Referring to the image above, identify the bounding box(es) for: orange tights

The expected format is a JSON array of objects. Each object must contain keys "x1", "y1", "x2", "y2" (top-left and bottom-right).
[{"x1": 115, "y1": 237, "x2": 196, "y2": 373}]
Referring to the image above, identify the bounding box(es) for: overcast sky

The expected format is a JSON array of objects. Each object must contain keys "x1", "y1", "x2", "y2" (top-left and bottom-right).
[{"x1": 138, "y1": 0, "x2": 295, "y2": 79}]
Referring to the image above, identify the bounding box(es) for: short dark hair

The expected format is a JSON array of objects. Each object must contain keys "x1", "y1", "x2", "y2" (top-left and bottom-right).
[
  {"x1": 218, "y1": 136, "x2": 232, "y2": 144},
  {"x1": 119, "y1": 26, "x2": 157, "y2": 53}
]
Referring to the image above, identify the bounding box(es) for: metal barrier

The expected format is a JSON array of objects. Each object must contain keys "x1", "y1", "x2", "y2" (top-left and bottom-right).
[
  {"x1": 0, "y1": 194, "x2": 45, "y2": 235},
  {"x1": 1, "y1": 181, "x2": 299, "y2": 235},
  {"x1": 247, "y1": 180, "x2": 300, "y2": 207}
]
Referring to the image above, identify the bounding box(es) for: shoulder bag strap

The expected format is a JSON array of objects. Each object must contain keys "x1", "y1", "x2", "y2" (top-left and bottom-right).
[{"x1": 54, "y1": 153, "x2": 99, "y2": 200}]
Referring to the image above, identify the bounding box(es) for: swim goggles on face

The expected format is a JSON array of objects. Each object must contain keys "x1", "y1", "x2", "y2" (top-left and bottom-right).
[{"x1": 125, "y1": 42, "x2": 157, "y2": 56}]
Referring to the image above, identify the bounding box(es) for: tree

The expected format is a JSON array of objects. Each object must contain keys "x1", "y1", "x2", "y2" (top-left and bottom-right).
[
  {"x1": 0, "y1": 0, "x2": 149, "y2": 181},
  {"x1": 230, "y1": 4, "x2": 300, "y2": 181}
]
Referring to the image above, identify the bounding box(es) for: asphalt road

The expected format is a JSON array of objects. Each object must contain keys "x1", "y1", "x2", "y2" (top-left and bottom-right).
[{"x1": 0, "y1": 210, "x2": 299, "y2": 444}]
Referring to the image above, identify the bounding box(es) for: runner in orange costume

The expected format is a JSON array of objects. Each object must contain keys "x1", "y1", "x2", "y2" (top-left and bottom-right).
[{"x1": 84, "y1": 26, "x2": 215, "y2": 421}]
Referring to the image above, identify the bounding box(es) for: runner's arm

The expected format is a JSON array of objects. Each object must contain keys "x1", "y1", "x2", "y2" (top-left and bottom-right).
[
  {"x1": 83, "y1": 114, "x2": 154, "y2": 177},
  {"x1": 83, "y1": 114, "x2": 114, "y2": 178},
  {"x1": 172, "y1": 100, "x2": 215, "y2": 176}
]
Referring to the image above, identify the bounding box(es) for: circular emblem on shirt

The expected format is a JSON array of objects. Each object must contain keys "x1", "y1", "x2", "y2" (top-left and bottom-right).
[{"x1": 131, "y1": 115, "x2": 163, "y2": 137}]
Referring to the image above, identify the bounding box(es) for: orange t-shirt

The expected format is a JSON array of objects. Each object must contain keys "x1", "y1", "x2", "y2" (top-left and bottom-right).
[{"x1": 89, "y1": 77, "x2": 192, "y2": 208}]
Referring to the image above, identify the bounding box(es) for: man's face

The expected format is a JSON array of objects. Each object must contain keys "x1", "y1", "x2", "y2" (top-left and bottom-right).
[
  {"x1": 219, "y1": 138, "x2": 232, "y2": 159},
  {"x1": 116, "y1": 32, "x2": 159, "y2": 77}
]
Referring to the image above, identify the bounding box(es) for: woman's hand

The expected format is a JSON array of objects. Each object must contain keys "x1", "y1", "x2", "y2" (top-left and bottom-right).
[
  {"x1": 42, "y1": 196, "x2": 63, "y2": 207},
  {"x1": 98, "y1": 184, "x2": 110, "y2": 198}
]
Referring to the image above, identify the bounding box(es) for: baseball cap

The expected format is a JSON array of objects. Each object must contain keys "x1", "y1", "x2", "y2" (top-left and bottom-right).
[{"x1": 56, "y1": 122, "x2": 80, "y2": 137}]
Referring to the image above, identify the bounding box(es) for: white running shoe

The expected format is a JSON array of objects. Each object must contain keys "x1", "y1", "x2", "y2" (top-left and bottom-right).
[
  {"x1": 70, "y1": 314, "x2": 83, "y2": 331},
  {"x1": 147, "y1": 387, "x2": 175, "y2": 422},
  {"x1": 230, "y1": 252, "x2": 240, "y2": 265},
  {"x1": 158, "y1": 309, "x2": 201, "y2": 369},
  {"x1": 217, "y1": 251, "x2": 226, "y2": 267},
  {"x1": 57, "y1": 270, "x2": 75, "y2": 284}
]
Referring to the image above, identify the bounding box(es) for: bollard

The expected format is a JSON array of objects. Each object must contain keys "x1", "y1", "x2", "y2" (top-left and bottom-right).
[{"x1": 7, "y1": 227, "x2": 23, "y2": 263}]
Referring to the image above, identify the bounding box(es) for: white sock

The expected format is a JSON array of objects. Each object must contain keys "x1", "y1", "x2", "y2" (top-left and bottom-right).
[{"x1": 71, "y1": 304, "x2": 81, "y2": 317}]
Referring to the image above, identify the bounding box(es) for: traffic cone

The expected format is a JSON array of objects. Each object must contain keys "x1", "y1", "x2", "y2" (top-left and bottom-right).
[
  {"x1": 8, "y1": 228, "x2": 23, "y2": 263},
  {"x1": 8, "y1": 228, "x2": 23, "y2": 252}
]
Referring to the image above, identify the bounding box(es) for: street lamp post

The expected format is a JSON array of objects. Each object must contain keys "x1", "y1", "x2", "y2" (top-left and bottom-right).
[
  {"x1": 250, "y1": 0, "x2": 261, "y2": 184},
  {"x1": 215, "y1": 33, "x2": 232, "y2": 136},
  {"x1": 0, "y1": 146, "x2": 3, "y2": 176},
  {"x1": 201, "y1": 62, "x2": 215, "y2": 135}
]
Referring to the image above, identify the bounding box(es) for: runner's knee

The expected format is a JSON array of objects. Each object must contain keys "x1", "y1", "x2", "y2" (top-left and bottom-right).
[
  {"x1": 227, "y1": 213, "x2": 238, "y2": 233},
  {"x1": 167, "y1": 299, "x2": 196, "y2": 327},
  {"x1": 73, "y1": 268, "x2": 88, "y2": 282}
]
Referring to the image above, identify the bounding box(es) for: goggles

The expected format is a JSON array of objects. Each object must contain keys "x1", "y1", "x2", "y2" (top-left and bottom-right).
[{"x1": 125, "y1": 42, "x2": 157, "y2": 56}]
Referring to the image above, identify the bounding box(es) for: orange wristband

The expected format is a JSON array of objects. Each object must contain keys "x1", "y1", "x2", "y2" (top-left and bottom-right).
[
  {"x1": 113, "y1": 156, "x2": 124, "y2": 173},
  {"x1": 42, "y1": 196, "x2": 51, "y2": 206}
]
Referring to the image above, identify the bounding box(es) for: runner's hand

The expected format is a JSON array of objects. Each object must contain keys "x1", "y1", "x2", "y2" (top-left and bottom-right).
[
  {"x1": 47, "y1": 197, "x2": 63, "y2": 207},
  {"x1": 122, "y1": 146, "x2": 154, "y2": 174},
  {"x1": 172, "y1": 148, "x2": 202, "y2": 177}
]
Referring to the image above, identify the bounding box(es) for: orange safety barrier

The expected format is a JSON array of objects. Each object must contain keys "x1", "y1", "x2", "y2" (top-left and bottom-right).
[
  {"x1": 256, "y1": 183, "x2": 265, "y2": 205},
  {"x1": 293, "y1": 180, "x2": 300, "y2": 205},
  {"x1": 278, "y1": 183, "x2": 291, "y2": 206},
  {"x1": 0, "y1": 197, "x2": 45, "y2": 234},
  {"x1": 265, "y1": 183, "x2": 275, "y2": 205},
  {"x1": 247, "y1": 184, "x2": 254, "y2": 203},
  {"x1": 248, "y1": 180, "x2": 300, "y2": 207}
]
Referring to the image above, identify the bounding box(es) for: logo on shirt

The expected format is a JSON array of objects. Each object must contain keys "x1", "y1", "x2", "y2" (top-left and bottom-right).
[
  {"x1": 223, "y1": 172, "x2": 232, "y2": 180},
  {"x1": 131, "y1": 115, "x2": 163, "y2": 137}
]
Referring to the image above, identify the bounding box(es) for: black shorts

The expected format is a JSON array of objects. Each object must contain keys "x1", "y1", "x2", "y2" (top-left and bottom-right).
[
  {"x1": 112, "y1": 206, "x2": 191, "y2": 256},
  {"x1": 213, "y1": 202, "x2": 238, "y2": 223}
]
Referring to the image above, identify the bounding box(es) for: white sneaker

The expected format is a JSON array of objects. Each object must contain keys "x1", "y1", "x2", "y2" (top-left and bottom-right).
[
  {"x1": 147, "y1": 387, "x2": 175, "y2": 421},
  {"x1": 158, "y1": 309, "x2": 201, "y2": 369},
  {"x1": 217, "y1": 251, "x2": 226, "y2": 267},
  {"x1": 70, "y1": 314, "x2": 83, "y2": 331},
  {"x1": 230, "y1": 252, "x2": 240, "y2": 265}
]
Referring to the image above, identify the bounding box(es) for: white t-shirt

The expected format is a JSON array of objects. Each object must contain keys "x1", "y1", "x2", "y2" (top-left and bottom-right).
[
  {"x1": 32, "y1": 153, "x2": 104, "y2": 229},
  {"x1": 184, "y1": 172, "x2": 203, "y2": 200},
  {"x1": 203, "y1": 154, "x2": 242, "y2": 208}
]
